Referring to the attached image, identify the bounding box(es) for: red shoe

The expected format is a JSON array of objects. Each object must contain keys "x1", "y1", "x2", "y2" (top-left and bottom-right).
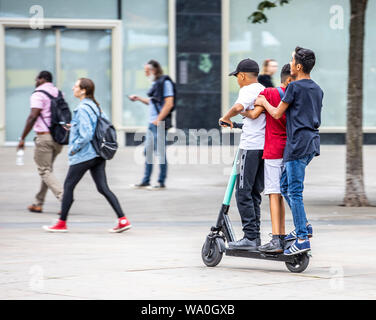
[
  {"x1": 109, "y1": 217, "x2": 132, "y2": 233},
  {"x1": 42, "y1": 219, "x2": 67, "y2": 233}
]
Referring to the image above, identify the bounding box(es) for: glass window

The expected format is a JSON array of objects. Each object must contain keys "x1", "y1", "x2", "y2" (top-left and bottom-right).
[
  {"x1": 364, "y1": 0, "x2": 376, "y2": 127},
  {"x1": 229, "y1": 0, "x2": 351, "y2": 128},
  {"x1": 0, "y1": 0, "x2": 117, "y2": 19},
  {"x1": 122, "y1": 0, "x2": 169, "y2": 127},
  {"x1": 5, "y1": 28, "x2": 56, "y2": 142},
  {"x1": 4, "y1": 27, "x2": 112, "y2": 142},
  {"x1": 60, "y1": 29, "x2": 112, "y2": 117}
]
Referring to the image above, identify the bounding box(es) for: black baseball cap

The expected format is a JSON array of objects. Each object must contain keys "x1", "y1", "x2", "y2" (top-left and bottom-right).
[{"x1": 229, "y1": 58, "x2": 259, "y2": 76}]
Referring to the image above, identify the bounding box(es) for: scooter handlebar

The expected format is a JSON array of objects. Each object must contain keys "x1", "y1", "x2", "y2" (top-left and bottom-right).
[{"x1": 220, "y1": 121, "x2": 243, "y2": 130}]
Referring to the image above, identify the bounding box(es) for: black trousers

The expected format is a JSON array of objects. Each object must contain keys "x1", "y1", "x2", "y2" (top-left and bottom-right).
[
  {"x1": 60, "y1": 157, "x2": 125, "y2": 221},
  {"x1": 235, "y1": 149, "x2": 264, "y2": 240}
]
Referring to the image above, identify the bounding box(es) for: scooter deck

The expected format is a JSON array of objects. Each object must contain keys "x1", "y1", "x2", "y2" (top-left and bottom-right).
[{"x1": 225, "y1": 248, "x2": 299, "y2": 263}]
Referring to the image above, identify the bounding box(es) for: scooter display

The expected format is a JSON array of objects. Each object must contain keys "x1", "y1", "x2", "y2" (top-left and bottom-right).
[{"x1": 201, "y1": 121, "x2": 310, "y2": 273}]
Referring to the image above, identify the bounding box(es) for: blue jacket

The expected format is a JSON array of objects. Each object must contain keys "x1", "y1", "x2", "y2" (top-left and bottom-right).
[{"x1": 68, "y1": 98, "x2": 107, "y2": 166}]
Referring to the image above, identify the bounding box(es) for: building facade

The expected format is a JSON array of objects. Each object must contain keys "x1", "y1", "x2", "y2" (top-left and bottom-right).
[{"x1": 0, "y1": 0, "x2": 375, "y2": 145}]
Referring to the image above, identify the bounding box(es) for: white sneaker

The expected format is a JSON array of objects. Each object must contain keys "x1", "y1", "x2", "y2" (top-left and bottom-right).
[{"x1": 146, "y1": 183, "x2": 166, "y2": 191}]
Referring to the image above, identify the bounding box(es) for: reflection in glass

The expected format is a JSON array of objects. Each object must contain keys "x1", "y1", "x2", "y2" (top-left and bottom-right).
[
  {"x1": 122, "y1": 0, "x2": 169, "y2": 127},
  {"x1": 229, "y1": 0, "x2": 353, "y2": 127},
  {"x1": 5, "y1": 28, "x2": 56, "y2": 142},
  {"x1": 364, "y1": 0, "x2": 376, "y2": 127},
  {"x1": 60, "y1": 29, "x2": 112, "y2": 117}
]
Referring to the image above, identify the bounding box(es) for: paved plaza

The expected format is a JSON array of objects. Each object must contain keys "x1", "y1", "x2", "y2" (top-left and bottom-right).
[{"x1": 1, "y1": 145, "x2": 376, "y2": 300}]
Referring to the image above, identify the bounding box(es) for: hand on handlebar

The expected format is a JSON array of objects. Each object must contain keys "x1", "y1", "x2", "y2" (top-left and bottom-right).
[{"x1": 219, "y1": 118, "x2": 233, "y2": 129}]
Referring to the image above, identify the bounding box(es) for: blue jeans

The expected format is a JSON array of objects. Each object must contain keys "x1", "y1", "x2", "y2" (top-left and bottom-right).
[
  {"x1": 142, "y1": 123, "x2": 167, "y2": 185},
  {"x1": 280, "y1": 153, "x2": 315, "y2": 240}
]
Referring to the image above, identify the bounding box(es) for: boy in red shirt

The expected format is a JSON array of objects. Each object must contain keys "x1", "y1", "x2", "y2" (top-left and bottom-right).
[{"x1": 242, "y1": 64, "x2": 294, "y2": 253}]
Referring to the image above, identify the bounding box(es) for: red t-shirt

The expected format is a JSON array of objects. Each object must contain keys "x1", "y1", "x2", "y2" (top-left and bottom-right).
[{"x1": 261, "y1": 87, "x2": 287, "y2": 159}]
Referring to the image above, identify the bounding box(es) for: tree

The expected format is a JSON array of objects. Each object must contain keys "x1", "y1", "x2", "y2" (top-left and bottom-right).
[{"x1": 249, "y1": 0, "x2": 370, "y2": 207}]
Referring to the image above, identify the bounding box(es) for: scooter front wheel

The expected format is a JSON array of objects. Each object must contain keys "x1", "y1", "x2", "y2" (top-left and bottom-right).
[
  {"x1": 201, "y1": 237, "x2": 224, "y2": 267},
  {"x1": 285, "y1": 253, "x2": 310, "y2": 273}
]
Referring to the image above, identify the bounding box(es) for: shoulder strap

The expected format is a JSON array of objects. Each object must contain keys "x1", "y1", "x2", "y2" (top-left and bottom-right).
[
  {"x1": 83, "y1": 103, "x2": 101, "y2": 118},
  {"x1": 277, "y1": 87, "x2": 285, "y2": 100},
  {"x1": 32, "y1": 90, "x2": 53, "y2": 130},
  {"x1": 153, "y1": 100, "x2": 162, "y2": 115},
  {"x1": 38, "y1": 113, "x2": 50, "y2": 130},
  {"x1": 33, "y1": 89, "x2": 55, "y2": 100}
]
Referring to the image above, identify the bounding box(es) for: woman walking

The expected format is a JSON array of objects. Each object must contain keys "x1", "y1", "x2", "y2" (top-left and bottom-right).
[
  {"x1": 258, "y1": 59, "x2": 278, "y2": 88},
  {"x1": 43, "y1": 78, "x2": 132, "y2": 233}
]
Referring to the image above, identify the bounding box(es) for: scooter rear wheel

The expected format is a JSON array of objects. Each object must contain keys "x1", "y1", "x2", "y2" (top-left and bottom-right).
[
  {"x1": 201, "y1": 237, "x2": 224, "y2": 267},
  {"x1": 285, "y1": 253, "x2": 310, "y2": 273}
]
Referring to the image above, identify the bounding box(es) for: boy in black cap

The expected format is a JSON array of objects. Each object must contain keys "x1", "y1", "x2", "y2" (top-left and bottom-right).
[{"x1": 219, "y1": 58, "x2": 265, "y2": 251}]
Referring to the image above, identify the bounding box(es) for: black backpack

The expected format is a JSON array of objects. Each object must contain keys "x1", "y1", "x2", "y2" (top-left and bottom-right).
[
  {"x1": 34, "y1": 90, "x2": 72, "y2": 145},
  {"x1": 85, "y1": 104, "x2": 118, "y2": 160}
]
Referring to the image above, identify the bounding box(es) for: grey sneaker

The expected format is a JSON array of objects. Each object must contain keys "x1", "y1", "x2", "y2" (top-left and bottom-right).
[
  {"x1": 228, "y1": 237, "x2": 261, "y2": 251},
  {"x1": 258, "y1": 235, "x2": 284, "y2": 253},
  {"x1": 130, "y1": 182, "x2": 150, "y2": 189}
]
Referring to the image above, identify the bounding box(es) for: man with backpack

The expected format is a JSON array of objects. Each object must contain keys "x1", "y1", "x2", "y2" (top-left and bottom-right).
[
  {"x1": 129, "y1": 60, "x2": 176, "y2": 190},
  {"x1": 17, "y1": 71, "x2": 70, "y2": 213}
]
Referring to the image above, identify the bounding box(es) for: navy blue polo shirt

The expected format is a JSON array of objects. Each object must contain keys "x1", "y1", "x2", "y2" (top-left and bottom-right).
[{"x1": 282, "y1": 79, "x2": 324, "y2": 162}]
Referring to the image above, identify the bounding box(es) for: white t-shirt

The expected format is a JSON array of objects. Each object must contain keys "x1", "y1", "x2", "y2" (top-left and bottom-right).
[{"x1": 235, "y1": 83, "x2": 266, "y2": 150}]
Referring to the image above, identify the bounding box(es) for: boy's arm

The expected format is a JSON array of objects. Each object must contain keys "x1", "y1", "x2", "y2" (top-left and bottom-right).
[
  {"x1": 256, "y1": 95, "x2": 289, "y2": 120},
  {"x1": 219, "y1": 103, "x2": 244, "y2": 128},
  {"x1": 241, "y1": 106, "x2": 265, "y2": 119}
]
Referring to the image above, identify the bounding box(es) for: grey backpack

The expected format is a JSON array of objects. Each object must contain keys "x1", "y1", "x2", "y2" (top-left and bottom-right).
[{"x1": 85, "y1": 104, "x2": 118, "y2": 160}]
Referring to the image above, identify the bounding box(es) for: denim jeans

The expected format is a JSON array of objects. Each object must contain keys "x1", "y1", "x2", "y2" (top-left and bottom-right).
[
  {"x1": 280, "y1": 153, "x2": 315, "y2": 240},
  {"x1": 142, "y1": 123, "x2": 167, "y2": 185}
]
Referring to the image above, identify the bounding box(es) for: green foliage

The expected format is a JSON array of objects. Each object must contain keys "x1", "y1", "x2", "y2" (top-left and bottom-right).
[
  {"x1": 249, "y1": 11, "x2": 268, "y2": 23},
  {"x1": 257, "y1": 1, "x2": 277, "y2": 11},
  {"x1": 248, "y1": 0, "x2": 291, "y2": 24}
]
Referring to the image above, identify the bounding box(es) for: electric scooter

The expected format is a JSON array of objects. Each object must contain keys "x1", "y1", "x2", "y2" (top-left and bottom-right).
[{"x1": 201, "y1": 121, "x2": 310, "y2": 273}]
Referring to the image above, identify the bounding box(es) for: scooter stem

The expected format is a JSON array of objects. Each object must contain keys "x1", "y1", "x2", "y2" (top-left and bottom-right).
[{"x1": 223, "y1": 149, "x2": 239, "y2": 206}]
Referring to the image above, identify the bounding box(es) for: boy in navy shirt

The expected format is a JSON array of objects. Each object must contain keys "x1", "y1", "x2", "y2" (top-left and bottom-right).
[{"x1": 256, "y1": 47, "x2": 324, "y2": 255}]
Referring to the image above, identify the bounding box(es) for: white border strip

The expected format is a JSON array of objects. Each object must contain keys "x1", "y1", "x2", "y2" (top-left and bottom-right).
[
  {"x1": 221, "y1": 0, "x2": 230, "y2": 118},
  {"x1": 168, "y1": 0, "x2": 177, "y2": 128}
]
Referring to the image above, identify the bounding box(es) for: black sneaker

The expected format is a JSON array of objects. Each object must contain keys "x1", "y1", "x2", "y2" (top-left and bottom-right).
[
  {"x1": 130, "y1": 182, "x2": 150, "y2": 189},
  {"x1": 228, "y1": 237, "x2": 261, "y2": 251},
  {"x1": 147, "y1": 183, "x2": 166, "y2": 191},
  {"x1": 258, "y1": 235, "x2": 284, "y2": 253}
]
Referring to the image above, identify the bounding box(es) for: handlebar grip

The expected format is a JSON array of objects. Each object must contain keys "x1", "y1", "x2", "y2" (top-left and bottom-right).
[
  {"x1": 220, "y1": 121, "x2": 243, "y2": 130},
  {"x1": 232, "y1": 122, "x2": 243, "y2": 129}
]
